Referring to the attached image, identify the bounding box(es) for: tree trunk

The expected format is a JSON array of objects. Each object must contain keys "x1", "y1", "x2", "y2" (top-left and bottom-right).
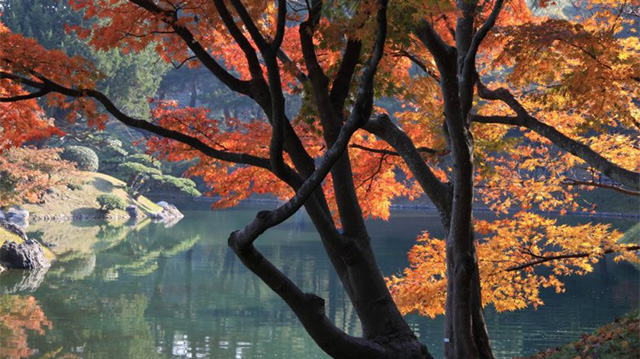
[{"x1": 441, "y1": 106, "x2": 494, "y2": 359}]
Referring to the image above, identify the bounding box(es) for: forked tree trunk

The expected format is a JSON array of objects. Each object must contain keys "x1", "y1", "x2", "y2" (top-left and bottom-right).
[{"x1": 286, "y1": 200, "x2": 434, "y2": 359}]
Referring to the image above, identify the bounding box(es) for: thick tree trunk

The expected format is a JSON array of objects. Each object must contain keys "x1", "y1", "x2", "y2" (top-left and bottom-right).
[
  {"x1": 443, "y1": 230, "x2": 493, "y2": 359},
  {"x1": 302, "y1": 202, "x2": 433, "y2": 359},
  {"x1": 439, "y1": 58, "x2": 494, "y2": 357}
]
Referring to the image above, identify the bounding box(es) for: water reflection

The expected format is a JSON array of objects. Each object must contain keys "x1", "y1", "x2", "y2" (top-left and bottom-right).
[
  {"x1": 0, "y1": 206, "x2": 637, "y2": 359},
  {"x1": 0, "y1": 295, "x2": 52, "y2": 359}
]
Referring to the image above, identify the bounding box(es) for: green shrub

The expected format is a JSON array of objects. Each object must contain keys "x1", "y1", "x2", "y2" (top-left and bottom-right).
[
  {"x1": 61, "y1": 146, "x2": 100, "y2": 172},
  {"x1": 96, "y1": 194, "x2": 126, "y2": 211},
  {"x1": 127, "y1": 154, "x2": 161, "y2": 169},
  {"x1": 150, "y1": 174, "x2": 202, "y2": 197},
  {"x1": 67, "y1": 183, "x2": 84, "y2": 191},
  {"x1": 117, "y1": 162, "x2": 162, "y2": 178}
]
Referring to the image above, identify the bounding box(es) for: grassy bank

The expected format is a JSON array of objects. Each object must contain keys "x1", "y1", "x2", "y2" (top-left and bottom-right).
[
  {"x1": 20, "y1": 172, "x2": 162, "y2": 220},
  {"x1": 516, "y1": 312, "x2": 640, "y2": 359}
]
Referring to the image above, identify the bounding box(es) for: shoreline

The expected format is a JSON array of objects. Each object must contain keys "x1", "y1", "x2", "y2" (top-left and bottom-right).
[{"x1": 147, "y1": 194, "x2": 640, "y2": 220}]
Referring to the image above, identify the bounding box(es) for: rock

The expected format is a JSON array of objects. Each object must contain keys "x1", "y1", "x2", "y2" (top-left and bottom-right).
[
  {"x1": 0, "y1": 239, "x2": 50, "y2": 269},
  {"x1": 150, "y1": 201, "x2": 184, "y2": 223},
  {"x1": 0, "y1": 211, "x2": 5, "y2": 221},
  {"x1": 126, "y1": 205, "x2": 141, "y2": 219},
  {"x1": 156, "y1": 201, "x2": 170, "y2": 209},
  {"x1": 6, "y1": 207, "x2": 29, "y2": 228},
  {"x1": 0, "y1": 220, "x2": 29, "y2": 241}
]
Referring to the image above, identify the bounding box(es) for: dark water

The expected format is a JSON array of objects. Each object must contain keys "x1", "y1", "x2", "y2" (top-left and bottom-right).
[{"x1": 1, "y1": 204, "x2": 638, "y2": 359}]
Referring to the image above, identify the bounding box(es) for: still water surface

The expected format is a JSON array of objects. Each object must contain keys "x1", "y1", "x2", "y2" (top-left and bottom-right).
[{"x1": 1, "y1": 204, "x2": 638, "y2": 359}]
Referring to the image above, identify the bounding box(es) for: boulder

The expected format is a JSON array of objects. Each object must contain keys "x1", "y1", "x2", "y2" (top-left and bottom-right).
[
  {"x1": 150, "y1": 201, "x2": 184, "y2": 223},
  {"x1": 156, "y1": 201, "x2": 170, "y2": 209},
  {"x1": 6, "y1": 207, "x2": 29, "y2": 228},
  {"x1": 126, "y1": 205, "x2": 141, "y2": 219},
  {"x1": 0, "y1": 239, "x2": 50, "y2": 269}
]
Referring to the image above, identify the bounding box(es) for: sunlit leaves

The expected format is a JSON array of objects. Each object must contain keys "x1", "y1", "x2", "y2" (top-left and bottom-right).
[{"x1": 389, "y1": 213, "x2": 638, "y2": 317}]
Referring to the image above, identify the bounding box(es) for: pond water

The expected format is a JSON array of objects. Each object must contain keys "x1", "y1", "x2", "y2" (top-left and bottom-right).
[{"x1": 1, "y1": 204, "x2": 638, "y2": 359}]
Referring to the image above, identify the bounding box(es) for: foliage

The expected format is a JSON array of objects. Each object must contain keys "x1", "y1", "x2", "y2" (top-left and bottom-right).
[
  {"x1": 127, "y1": 154, "x2": 161, "y2": 169},
  {"x1": 516, "y1": 311, "x2": 640, "y2": 359},
  {"x1": 0, "y1": 21, "x2": 63, "y2": 150},
  {"x1": 388, "y1": 213, "x2": 640, "y2": 317},
  {"x1": 60, "y1": 146, "x2": 99, "y2": 172},
  {"x1": 1, "y1": 0, "x2": 639, "y2": 357},
  {"x1": 0, "y1": 147, "x2": 77, "y2": 206},
  {"x1": 116, "y1": 155, "x2": 200, "y2": 198},
  {"x1": 0, "y1": 0, "x2": 168, "y2": 118},
  {"x1": 96, "y1": 193, "x2": 125, "y2": 212},
  {"x1": 149, "y1": 174, "x2": 201, "y2": 197}
]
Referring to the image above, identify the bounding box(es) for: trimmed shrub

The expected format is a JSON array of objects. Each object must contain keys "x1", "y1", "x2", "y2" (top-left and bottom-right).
[
  {"x1": 61, "y1": 146, "x2": 99, "y2": 172},
  {"x1": 150, "y1": 174, "x2": 201, "y2": 197},
  {"x1": 96, "y1": 194, "x2": 126, "y2": 212},
  {"x1": 127, "y1": 154, "x2": 161, "y2": 169}
]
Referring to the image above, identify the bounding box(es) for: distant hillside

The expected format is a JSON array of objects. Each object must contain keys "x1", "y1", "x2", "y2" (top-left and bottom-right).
[{"x1": 21, "y1": 172, "x2": 163, "y2": 221}]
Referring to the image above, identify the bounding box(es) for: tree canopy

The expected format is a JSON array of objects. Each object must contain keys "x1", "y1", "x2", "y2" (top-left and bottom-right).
[{"x1": 0, "y1": 0, "x2": 638, "y2": 358}]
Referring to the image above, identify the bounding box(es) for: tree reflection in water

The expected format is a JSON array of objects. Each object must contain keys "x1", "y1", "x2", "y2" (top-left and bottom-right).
[{"x1": 0, "y1": 295, "x2": 51, "y2": 359}]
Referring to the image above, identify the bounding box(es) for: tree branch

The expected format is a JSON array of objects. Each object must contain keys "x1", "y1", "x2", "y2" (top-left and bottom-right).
[
  {"x1": 128, "y1": 0, "x2": 251, "y2": 95},
  {"x1": 229, "y1": 0, "x2": 269, "y2": 51},
  {"x1": 229, "y1": 0, "x2": 391, "y2": 249},
  {"x1": 213, "y1": 0, "x2": 264, "y2": 79},
  {"x1": 230, "y1": 244, "x2": 389, "y2": 359},
  {"x1": 271, "y1": 0, "x2": 287, "y2": 51},
  {"x1": 505, "y1": 245, "x2": 640, "y2": 272},
  {"x1": 475, "y1": 80, "x2": 640, "y2": 191},
  {"x1": 350, "y1": 143, "x2": 448, "y2": 157},
  {"x1": 0, "y1": 72, "x2": 277, "y2": 171},
  {"x1": 413, "y1": 20, "x2": 455, "y2": 70},
  {"x1": 397, "y1": 50, "x2": 441, "y2": 82},
  {"x1": 561, "y1": 179, "x2": 640, "y2": 196},
  {"x1": 0, "y1": 88, "x2": 51, "y2": 102},
  {"x1": 363, "y1": 114, "x2": 452, "y2": 220},
  {"x1": 462, "y1": 0, "x2": 504, "y2": 79},
  {"x1": 330, "y1": 39, "x2": 362, "y2": 112}
]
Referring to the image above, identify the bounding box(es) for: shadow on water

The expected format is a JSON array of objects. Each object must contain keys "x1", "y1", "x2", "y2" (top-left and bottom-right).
[{"x1": 0, "y1": 205, "x2": 637, "y2": 359}]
